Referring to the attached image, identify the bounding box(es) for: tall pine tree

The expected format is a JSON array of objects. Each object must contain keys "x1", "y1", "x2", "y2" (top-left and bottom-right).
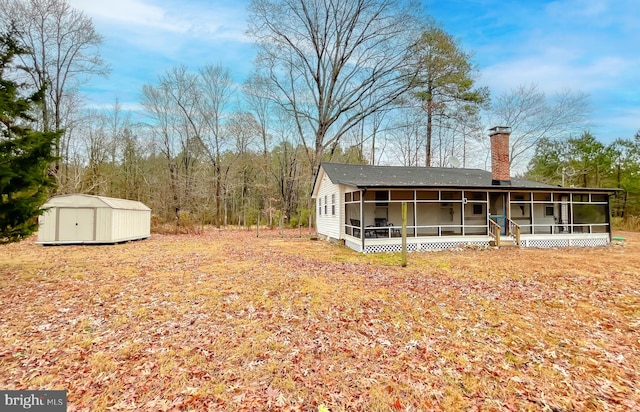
[{"x1": 0, "y1": 27, "x2": 59, "y2": 244}]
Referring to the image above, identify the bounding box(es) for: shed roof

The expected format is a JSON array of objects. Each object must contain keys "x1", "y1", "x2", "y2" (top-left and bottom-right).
[
  {"x1": 43, "y1": 194, "x2": 151, "y2": 211},
  {"x1": 317, "y1": 163, "x2": 614, "y2": 192}
]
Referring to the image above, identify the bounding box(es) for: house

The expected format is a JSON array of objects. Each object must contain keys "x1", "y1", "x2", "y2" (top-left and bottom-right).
[
  {"x1": 37, "y1": 194, "x2": 151, "y2": 245},
  {"x1": 311, "y1": 127, "x2": 616, "y2": 253}
]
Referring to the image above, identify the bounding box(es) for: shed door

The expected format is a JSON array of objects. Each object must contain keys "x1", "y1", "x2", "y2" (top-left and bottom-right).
[{"x1": 58, "y1": 208, "x2": 95, "y2": 242}]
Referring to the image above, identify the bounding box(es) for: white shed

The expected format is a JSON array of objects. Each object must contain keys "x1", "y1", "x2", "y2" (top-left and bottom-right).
[{"x1": 37, "y1": 194, "x2": 151, "y2": 245}]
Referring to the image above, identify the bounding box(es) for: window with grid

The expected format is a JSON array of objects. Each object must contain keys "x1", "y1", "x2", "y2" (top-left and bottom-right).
[{"x1": 331, "y1": 194, "x2": 336, "y2": 215}]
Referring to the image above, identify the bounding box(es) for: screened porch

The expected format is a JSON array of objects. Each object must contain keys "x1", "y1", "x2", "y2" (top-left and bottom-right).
[{"x1": 344, "y1": 189, "x2": 611, "y2": 242}]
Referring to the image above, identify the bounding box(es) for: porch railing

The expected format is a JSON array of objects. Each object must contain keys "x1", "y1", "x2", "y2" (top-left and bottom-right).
[
  {"x1": 360, "y1": 224, "x2": 489, "y2": 238},
  {"x1": 517, "y1": 223, "x2": 609, "y2": 235}
]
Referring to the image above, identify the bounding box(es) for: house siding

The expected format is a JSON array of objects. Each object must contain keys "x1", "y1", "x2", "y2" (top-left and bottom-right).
[{"x1": 316, "y1": 173, "x2": 341, "y2": 240}]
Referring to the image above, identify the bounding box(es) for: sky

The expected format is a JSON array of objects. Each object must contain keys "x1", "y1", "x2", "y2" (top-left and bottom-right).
[{"x1": 68, "y1": 0, "x2": 640, "y2": 144}]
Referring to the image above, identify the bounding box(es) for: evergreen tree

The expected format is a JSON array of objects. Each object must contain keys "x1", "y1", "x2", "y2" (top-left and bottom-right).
[
  {"x1": 0, "y1": 27, "x2": 59, "y2": 244},
  {"x1": 409, "y1": 22, "x2": 488, "y2": 166},
  {"x1": 526, "y1": 131, "x2": 640, "y2": 217}
]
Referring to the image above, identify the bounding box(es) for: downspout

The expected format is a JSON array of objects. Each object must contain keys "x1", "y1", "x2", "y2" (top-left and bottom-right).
[
  {"x1": 607, "y1": 192, "x2": 613, "y2": 243},
  {"x1": 360, "y1": 188, "x2": 365, "y2": 252}
]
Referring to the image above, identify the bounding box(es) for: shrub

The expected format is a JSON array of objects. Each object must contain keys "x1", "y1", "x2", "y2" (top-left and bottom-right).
[{"x1": 612, "y1": 215, "x2": 640, "y2": 231}]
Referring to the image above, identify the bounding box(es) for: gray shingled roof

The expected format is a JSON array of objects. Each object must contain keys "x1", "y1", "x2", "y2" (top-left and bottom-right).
[{"x1": 320, "y1": 162, "x2": 560, "y2": 189}]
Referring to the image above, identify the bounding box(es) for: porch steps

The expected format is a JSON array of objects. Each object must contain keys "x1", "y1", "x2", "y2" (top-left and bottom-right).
[
  {"x1": 490, "y1": 236, "x2": 519, "y2": 248},
  {"x1": 500, "y1": 240, "x2": 519, "y2": 248}
]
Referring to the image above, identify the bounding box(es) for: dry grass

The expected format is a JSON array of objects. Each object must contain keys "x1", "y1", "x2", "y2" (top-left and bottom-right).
[
  {"x1": 1, "y1": 229, "x2": 639, "y2": 411},
  {"x1": 613, "y1": 216, "x2": 640, "y2": 232}
]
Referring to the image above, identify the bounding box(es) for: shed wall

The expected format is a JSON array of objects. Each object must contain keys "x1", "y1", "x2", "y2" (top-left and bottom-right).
[
  {"x1": 111, "y1": 209, "x2": 151, "y2": 241},
  {"x1": 95, "y1": 208, "x2": 112, "y2": 242},
  {"x1": 37, "y1": 209, "x2": 57, "y2": 243}
]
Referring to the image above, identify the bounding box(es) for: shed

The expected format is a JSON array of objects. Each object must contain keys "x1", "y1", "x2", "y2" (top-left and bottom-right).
[{"x1": 37, "y1": 194, "x2": 151, "y2": 245}]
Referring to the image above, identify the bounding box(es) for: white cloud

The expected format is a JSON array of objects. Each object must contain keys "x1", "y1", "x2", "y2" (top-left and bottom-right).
[
  {"x1": 68, "y1": 0, "x2": 185, "y2": 32},
  {"x1": 481, "y1": 53, "x2": 633, "y2": 95},
  {"x1": 68, "y1": 0, "x2": 250, "y2": 42}
]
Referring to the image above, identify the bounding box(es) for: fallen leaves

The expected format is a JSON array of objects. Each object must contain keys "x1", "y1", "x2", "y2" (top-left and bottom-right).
[{"x1": 0, "y1": 229, "x2": 639, "y2": 411}]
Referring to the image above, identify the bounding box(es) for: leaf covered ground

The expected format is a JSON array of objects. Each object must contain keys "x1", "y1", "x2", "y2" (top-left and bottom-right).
[{"x1": 1, "y1": 230, "x2": 639, "y2": 411}]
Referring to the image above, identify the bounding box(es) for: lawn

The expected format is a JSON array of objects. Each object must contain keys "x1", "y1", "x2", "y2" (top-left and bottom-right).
[{"x1": 1, "y1": 230, "x2": 639, "y2": 411}]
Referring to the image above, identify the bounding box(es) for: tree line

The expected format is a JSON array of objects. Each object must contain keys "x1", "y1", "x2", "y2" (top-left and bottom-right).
[
  {"x1": 527, "y1": 131, "x2": 640, "y2": 218},
  {"x1": 1, "y1": 0, "x2": 637, "y2": 242}
]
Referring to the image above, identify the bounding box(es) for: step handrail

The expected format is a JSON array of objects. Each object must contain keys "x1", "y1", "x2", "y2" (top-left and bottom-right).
[
  {"x1": 488, "y1": 218, "x2": 501, "y2": 247},
  {"x1": 506, "y1": 217, "x2": 521, "y2": 247}
]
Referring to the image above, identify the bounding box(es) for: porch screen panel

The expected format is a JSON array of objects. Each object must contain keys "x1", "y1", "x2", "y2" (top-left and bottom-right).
[
  {"x1": 464, "y1": 197, "x2": 487, "y2": 235},
  {"x1": 386, "y1": 202, "x2": 414, "y2": 237},
  {"x1": 573, "y1": 204, "x2": 608, "y2": 233},
  {"x1": 415, "y1": 203, "x2": 439, "y2": 236},
  {"x1": 441, "y1": 203, "x2": 462, "y2": 235},
  {"x1": 345, "y1": 203, "x2": 360, "y2": 237}
]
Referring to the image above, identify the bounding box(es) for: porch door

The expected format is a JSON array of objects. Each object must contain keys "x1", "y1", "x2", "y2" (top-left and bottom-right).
[{"x1": 489, "y1": 193, "x2": 507, "y2": 235}]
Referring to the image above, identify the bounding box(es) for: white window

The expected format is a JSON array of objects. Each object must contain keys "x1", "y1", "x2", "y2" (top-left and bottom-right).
[{"x1": 331, "y1": 194, "x2": 336, "y2": 215}]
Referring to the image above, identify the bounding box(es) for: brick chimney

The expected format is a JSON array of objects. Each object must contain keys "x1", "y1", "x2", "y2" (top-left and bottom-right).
[{"x1": 489, "y1": 126, "x2": 511, "y2": 185}]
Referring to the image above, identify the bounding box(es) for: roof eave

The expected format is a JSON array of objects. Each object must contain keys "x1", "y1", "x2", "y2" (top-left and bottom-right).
[{"x1": 346, "y1": 183, "x2": 619, "y2": 193}]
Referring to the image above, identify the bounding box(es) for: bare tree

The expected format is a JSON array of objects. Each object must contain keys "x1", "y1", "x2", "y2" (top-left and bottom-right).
[
  {"x1": 196, "y1": 64, "x2": 235, "y2": 227},
  {"x1": 0, "y1": 0, "x2": 108, "y2": 180},
  {"x1": 140, "y1": 65, "x2": 237, "y2": 224},
  {"x1": 242, "y1": 72, "x2": 273, "y2": 212},
  {"x1": 224, "y1": 111, "x2": 261, "y2": 224},
  {"x1": 429, "y1": 103, "x2": 485, "y2": 168},
  {"x1": 270, "y1": 108, "x2": 306, "y2": 223},
  {"x1": 141, "y1": 70, "x2": 195, "y2": 220},
  {"x1": 489, "y1": 83, "x2": 590, "y2": 171},
  {"x1": 248, "y1": 0, "x2": 425, "y2": 176},
  {"x1": 387, "y1": 105, "x2": 425, "y2": 167}
]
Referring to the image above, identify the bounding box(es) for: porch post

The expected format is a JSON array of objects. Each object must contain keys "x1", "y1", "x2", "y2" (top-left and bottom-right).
[
  {"x1": 413, "y1": 190, "x2": 417, "y2": 237},
  {"x1": 569, "y1": 193, "x2": 574, "y2": 233},
  {"x1": 530, "y1": 192, "x2": 535, "y2": 234},
  {"x1": 401, "y1": 202, "x2": 407, "y2": 267},
  {"x1": 486, "y1": 191, "x2": 490, "y2": 235},
  {"x1": 461, "y1": 191, "x2": 466, "y2": 236}
]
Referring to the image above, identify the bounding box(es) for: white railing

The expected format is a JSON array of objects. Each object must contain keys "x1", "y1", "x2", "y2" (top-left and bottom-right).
[
  {"x1": 515, "y1": 223, "x2": 610, "y2": 235},
  {"x1": 346, "y1": 222, "x2": 608, "y2": 240}
]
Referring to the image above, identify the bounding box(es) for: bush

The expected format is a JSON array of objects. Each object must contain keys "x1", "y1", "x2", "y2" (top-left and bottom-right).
[
  {"x1": 150, "y1": 212, "x2": 203, "y2": 234},
  {"x1": 612, "y1": 215, "x2": 640, "y2": 231},
  {"x1": 289, "y1": 208, "x2": 312, "y2": 228}
]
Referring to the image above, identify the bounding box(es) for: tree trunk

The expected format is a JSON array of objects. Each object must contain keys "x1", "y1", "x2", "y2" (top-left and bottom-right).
[{"x1": 426, "y1": 99, "x2": 433, "y2": 167}]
